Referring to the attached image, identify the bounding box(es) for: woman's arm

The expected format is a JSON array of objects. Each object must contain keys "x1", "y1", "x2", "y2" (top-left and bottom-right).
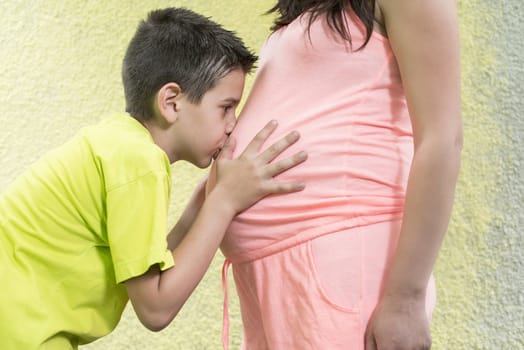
[{"x1": 366, "y1": 0, "x2": 462, "y2": 349}]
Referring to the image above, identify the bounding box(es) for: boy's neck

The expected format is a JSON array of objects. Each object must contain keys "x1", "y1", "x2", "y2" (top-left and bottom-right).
[{"x1": 137, "y1": 116, "x2": 178, "y2": 164}]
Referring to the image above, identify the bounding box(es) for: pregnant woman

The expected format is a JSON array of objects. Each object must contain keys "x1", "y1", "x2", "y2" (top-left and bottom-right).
[{"x1": 218, "y1": 0, "x2": 462, "y2": 349}]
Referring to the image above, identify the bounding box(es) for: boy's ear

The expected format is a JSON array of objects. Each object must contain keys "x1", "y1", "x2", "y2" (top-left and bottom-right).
[{"x1": 156, "y1": 82, "x2": 182, "y2": 124}]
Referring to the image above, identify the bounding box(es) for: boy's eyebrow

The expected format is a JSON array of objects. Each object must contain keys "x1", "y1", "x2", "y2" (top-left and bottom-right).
[{"x1": 221, "y1": 97, "x2": 241, "y2": 104}]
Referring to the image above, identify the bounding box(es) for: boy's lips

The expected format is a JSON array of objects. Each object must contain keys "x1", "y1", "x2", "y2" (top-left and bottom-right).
[
  {"x1": 212, "y1": 140, "x2": 227, "y2": 160},
  {"x1": 212, "y1": 148, "x2": 222, "y2": 160},
  {"x1": 212, "y1": 138, "x2": 229, "y2": 160}
]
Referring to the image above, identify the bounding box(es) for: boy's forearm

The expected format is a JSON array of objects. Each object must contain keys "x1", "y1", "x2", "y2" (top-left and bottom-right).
[
  {"x1": 167, "y1": 177, "x2": 207, "y2": 250},
  {"x1": 166, "y1": 186, "x2": 236, "y2": 292},
  {"x1": 127, "y1": 187, "x2": 235, "y2": 329}
]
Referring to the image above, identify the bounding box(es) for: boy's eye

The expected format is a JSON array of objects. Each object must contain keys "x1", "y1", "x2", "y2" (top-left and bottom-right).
[{"x1": 223, "y1": 106, "x2": 232, "y2": 113}]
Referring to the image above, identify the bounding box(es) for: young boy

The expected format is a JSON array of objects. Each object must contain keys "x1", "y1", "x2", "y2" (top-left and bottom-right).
[{"x1": 0, "y1": 7, "x2": 306, "y2": 349}]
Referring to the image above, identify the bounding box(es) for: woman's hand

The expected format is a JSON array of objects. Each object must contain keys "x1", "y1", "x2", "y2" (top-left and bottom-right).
[{"x1": 365, "y1": 293, "x2": 431, "y2": 350}]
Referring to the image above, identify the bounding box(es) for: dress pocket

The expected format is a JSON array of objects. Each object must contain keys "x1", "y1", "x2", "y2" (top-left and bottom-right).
[{"x1": 308, "y1": 227, "x2": 363, "y2": 313}]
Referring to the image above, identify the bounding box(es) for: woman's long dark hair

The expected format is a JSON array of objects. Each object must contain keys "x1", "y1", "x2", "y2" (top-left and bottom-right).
[{"x1": 267, "y1": 0, "x2": 376, "y2": 49}]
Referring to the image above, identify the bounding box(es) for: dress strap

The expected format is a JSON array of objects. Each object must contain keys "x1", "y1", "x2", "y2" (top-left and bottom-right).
[{"x1": 222, "y1": 258, "x2": 232, "y2": 350}]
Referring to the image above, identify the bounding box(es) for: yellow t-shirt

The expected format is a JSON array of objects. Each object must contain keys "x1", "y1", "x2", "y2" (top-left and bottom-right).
[{"x1": 0, "y1": 113, "x2": 174, "y2": 349}]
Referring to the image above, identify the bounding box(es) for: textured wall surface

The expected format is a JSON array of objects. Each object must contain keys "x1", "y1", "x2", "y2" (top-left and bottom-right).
[
  {"x1": 0, "y1": 1, "x2": 522, "y2": 349},
  {"x1": 432, "y1": 1, "x2": 524, "y2": 348}
]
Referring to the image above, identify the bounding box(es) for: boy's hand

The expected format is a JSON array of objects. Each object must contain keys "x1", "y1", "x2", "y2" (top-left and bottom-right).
[{"x1": 207, "y1": 120, "x2": 307, "y2": 214}]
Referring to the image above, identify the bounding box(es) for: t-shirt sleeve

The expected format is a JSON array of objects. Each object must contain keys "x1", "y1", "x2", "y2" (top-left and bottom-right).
[{"x1": 106, "y1": 170, "x2": 174, "y2": 284}]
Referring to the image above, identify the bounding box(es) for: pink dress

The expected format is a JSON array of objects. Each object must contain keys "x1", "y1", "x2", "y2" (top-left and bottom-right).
[{"x1": 220, "y1": 10, "x2": 435, "y2": 350}]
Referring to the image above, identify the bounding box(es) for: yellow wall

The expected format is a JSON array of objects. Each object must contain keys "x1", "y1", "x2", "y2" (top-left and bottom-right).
[{"x1": 1, "y1": 1, "x2": 522, "y2": 349}]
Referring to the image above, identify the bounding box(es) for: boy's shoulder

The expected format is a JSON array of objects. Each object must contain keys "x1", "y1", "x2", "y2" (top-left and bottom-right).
[
  {"x1": 81, "y1": 113, "x2": 154, "y2": 153},
  {"x1": 80, "y1": 113, "x2": 169, "y2": 171},
  {"x1": 74, "y1": 113, "x2": 170, "y2": 190},
  {"x1": 83, "y1": 113, "x2": 145, "y2": 137}
]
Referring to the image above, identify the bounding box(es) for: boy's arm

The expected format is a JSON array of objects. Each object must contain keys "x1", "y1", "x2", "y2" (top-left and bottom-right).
[
  {"x1": 365, "y1": 0, "x2": 462, "y2": 349},
  {"x1": 166, "y1": 177, "x2": 207, "y2": 251},
  {"x1": 125, "y1": 121, "x2": 307, "y2": 331}
]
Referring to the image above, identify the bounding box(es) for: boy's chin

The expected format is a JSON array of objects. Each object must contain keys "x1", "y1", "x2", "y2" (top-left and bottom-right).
[{"x1": 194, "y1": 157, "x2": 213, "y2": 169}]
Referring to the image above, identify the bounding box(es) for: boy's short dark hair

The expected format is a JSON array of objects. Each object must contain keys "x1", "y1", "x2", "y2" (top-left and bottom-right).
[{"x1": 122, "y1": 7, "x2": 258, "y2": 120}]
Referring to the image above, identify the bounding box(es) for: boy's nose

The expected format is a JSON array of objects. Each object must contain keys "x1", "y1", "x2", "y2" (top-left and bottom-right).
[{"x1": 225, "y1": 117, "x2": 236, "y2": 135}]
